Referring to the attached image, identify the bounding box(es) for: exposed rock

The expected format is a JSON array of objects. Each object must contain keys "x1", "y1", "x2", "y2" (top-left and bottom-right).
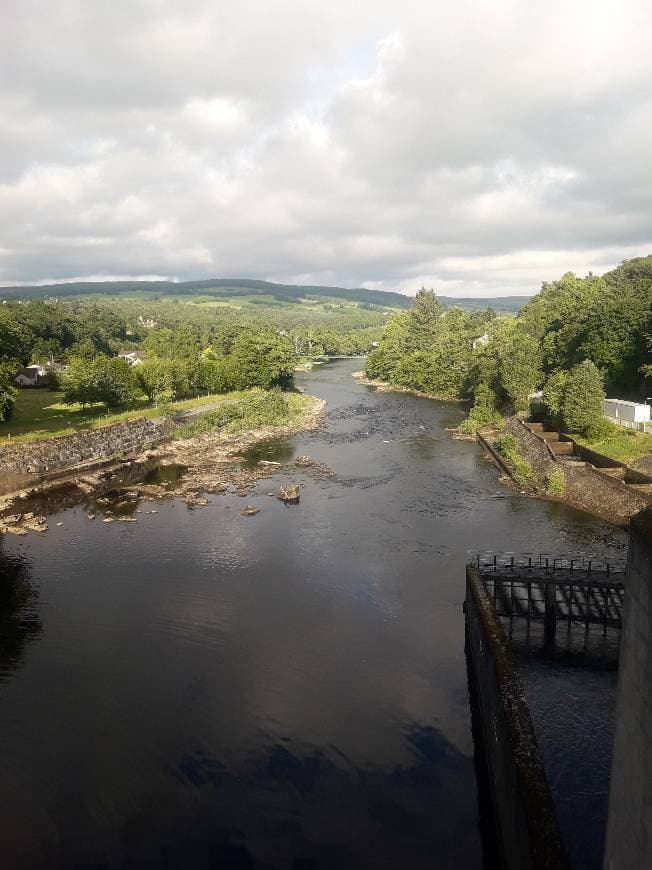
[
  {"x1": 277, "y1": 484, "x2": 301, "y2": 503},
  {"x1": 293, "y1": 455, "x2": 316, "y2": 467},
  {"x1": 241, "y1": 506, "x2": 260, "y2": 517}
]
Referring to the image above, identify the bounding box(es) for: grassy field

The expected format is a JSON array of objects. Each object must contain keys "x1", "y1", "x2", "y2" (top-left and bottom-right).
[
  {"x1": 575, "y1": 424, "x2": 652, "y2": 464},
  {"x1": 0, "y1": 389, "x2": 241, "y2": 443}
]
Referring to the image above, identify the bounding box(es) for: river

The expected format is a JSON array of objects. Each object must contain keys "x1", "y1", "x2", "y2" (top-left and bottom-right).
[{"x1": 0, "y1": 359, "x2": 626, "y2": 869}]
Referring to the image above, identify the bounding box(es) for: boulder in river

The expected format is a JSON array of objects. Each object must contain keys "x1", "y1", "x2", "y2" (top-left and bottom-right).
[
  {"x1": 241, "y1": 506, "x2": 260, "y2": 517},
  {"x1": 277, "y1": 484, "x2": 300, "y2": 504}
]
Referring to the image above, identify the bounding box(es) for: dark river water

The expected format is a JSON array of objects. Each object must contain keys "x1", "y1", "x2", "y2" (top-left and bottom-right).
[{"x1": 0, "y1": 360, "x2": 626, "y2": 870}]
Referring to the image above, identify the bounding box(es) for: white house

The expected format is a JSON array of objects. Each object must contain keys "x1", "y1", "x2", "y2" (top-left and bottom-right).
[
  {"x1": 472, "y1": 332, "x2": 490, "y2": 349},
  {"x1": 603, "y1": 398, "x2": 651, "y2": 423},
  {"x1": 14, "y1": 364, "x2": 48, "y2": 387},
  {"x1": 118, "y1": 351, "x2": 143, "y2": 366}
]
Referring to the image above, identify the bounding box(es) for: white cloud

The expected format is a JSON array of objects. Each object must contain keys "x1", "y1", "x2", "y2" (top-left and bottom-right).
[{"x1": 1, "y1": 1, "x2": 651, "y2": 294}]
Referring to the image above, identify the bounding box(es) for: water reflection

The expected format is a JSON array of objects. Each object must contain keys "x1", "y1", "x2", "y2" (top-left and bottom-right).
[
  {"x1": 133, "y1": 728, "x2": 479, "y2": 870},
  {"x1": 0, "y1": 543, "x2": 40, "y2": 684},
  {"x1": 239, "y1": 439, "x2": 296, "y2": 469}
]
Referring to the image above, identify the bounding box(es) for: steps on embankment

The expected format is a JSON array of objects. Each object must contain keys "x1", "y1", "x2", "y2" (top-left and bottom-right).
[{"x1": 523, "y1": 419, "x2": 652, "y2": 504}]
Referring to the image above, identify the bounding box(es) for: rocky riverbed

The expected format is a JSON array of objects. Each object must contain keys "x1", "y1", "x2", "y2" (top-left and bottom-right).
[{"x1": 0, "y1": 395, "x2": 330, "y2": 535}]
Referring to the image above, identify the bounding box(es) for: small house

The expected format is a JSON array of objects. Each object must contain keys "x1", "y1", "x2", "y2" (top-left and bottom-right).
[
  {"x1": 14, "y1": 364, "x2": 49, "y2": 387},
  {"x1": 118, "y1": 351, "x2": 143, "y2": 367},
  {"x1": 472, "y1": 333, "x2": 490, "y2": 349}
]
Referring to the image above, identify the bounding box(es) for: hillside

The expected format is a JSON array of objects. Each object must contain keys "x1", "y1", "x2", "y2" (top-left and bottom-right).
[{"x1": 0, "y1": 277, "x2": 529, "y2": 313}]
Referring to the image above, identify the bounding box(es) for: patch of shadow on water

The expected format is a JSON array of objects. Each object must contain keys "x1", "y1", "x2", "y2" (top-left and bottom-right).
[
  {"x1": 154, "y1": 727, "x2": 481, "y2": 870},
  {"x1": 6, "y1": 461, "x2": 185, "y2": 520},
  {"x1": 142, "y1": 463, "x2": 187, "y2": 487},
  {"x1": 0, "y1": 543, "x2": 41, "y2": 683},
  {"x1": 238, "y1": 439, "x2": 295, "y2": 469}
]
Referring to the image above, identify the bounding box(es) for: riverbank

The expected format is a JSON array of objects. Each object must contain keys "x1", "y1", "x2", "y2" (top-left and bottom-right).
[
  {"x1": 351, "y1": 369, "x2": 649, "y2": 525},
  {"x1": 0, "y1": 393, "x2": 327, "y2": 534},
  {"x1": 477, "y1": 417, "x2": 649, "y2": 526},
  {"x1": 352, "y1": 371, "x2": 463, "y2": 403}
]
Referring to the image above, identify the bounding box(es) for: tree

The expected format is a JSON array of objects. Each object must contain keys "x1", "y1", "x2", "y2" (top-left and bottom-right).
[
  {"x1": 406, "y1": 288, "x2": 443, "y2": 351},
  {"x1": 560, "y1": 360, "x2": 605, "y2": 434},
  {"x1": 0, "y1": 360, "x2": 18, "y2": 422},
  {"x1": 365, "y1": 313, "x2": 410, "y2": 380},
  {"x1": 496, "y1": 328, "x2": 542, "y2": 413},
  {"x1": 226, "y1": 331, "x2": 295, "y2": 390},
  {"x1": 92, "y1": 357, "x2": 138, "y2": 408},
  {"x1": 541, "y1": 370, "x2": 568, "y2": 425},
  {"x1": 62, "y1": 356, "x2": 138, "y2": 409},
  {"x1": 198, "y1": 358, "x2": 231, "y2": 393},
  {"x1": 135, "y1": 358, "x2": 192, "y2": 401}
]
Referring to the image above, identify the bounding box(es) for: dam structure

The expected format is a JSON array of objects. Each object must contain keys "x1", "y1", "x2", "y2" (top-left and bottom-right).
[{"x1": 465, "y1": 547, "x2": 633, "y2": 870}]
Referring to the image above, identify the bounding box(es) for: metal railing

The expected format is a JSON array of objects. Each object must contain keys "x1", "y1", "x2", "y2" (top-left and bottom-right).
[
  {"x1": 469, "y1": 551, "x2": 626, "y2": 637},
  {"x1": 470, "y1": 550, "x2": 626, "y2": 577}
]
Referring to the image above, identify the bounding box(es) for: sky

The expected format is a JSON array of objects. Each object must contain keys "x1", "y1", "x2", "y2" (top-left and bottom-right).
[{"x1": 1, "y1": 0, "x2": 651, "y2": 297}]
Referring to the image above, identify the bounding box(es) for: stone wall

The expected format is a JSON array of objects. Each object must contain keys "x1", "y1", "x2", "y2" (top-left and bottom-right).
[
  {"x1": 504, "y1": 419, "x2": 648, "y2": 525},
  {"x1": 465, "y1": 566, "x2": 568, "y2": 870},
  {"x1": 0, "y1": 416, "x2": 176, "y2": 474},
  {"x1": 604, "y1": 508, "x2": 652, "y2": 870}
]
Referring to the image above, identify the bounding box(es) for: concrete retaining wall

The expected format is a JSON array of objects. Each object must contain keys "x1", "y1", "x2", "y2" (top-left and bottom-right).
[
  {"x1": 0, "y1": 416, "x2": 176, "y2": 474},
  {"x1": 465, "y1": 565, "x2": 568, "y2": 870},
  {"x1": 604, "y1": 508, "x2": 652, "y2": 870}
]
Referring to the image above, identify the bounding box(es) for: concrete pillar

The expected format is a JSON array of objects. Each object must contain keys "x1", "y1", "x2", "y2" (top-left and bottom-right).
[{"x1": 604, "y1": 508, "x2": 652, "y2": 870}]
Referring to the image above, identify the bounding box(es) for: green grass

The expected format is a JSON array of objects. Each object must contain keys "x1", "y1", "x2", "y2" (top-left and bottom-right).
[
  {"x1": 545, "y1": 468, "x2": 566, "y2": 496},
  {"x1": 0, "y1": 389, "x2": 244, "y2": 443},
  {"x1": 574, "y1": 422, "x2": 652, "y2": 464},
  {"x1": 173, "y1": 390, "x2": 310, "y2": 440}
]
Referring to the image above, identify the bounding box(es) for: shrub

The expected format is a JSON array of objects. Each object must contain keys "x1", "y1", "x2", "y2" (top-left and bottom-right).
[
  {"x1": 173, "y1": 390, "x2": 292, "y2": 440},
  {"x1": 545, "y1": 468, "x2": 565, "y2": 496},
  {"x1": 457, "y1": 405, "x2": 504, "y2": 434},
  {"x1": 583, "y1": 417, "x2": 614, "y2": 441},
  {"x1": 495, "y1": 434, "x2": 537, "y2": 487}
]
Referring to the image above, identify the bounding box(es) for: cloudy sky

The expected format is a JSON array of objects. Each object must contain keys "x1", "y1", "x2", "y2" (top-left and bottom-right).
[{"x1": 1, "y1": 1, "x2": 651, "y2": 296}]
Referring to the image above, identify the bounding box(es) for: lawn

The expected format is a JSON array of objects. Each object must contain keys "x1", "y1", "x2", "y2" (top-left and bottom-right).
[
  {"x1": 575, "y1": 424, "x2": 652, "y2": 464},
  {"x1": 0, "y1": 389, "x2": 240, "y2": 443}
]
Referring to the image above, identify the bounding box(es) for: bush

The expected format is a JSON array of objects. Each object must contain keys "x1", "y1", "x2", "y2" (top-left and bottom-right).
[
  {"x1": 583, "y1": 417, "x2": 614, "y2": 441},
  {"x1": 173, "y1": 390, "x2": 292, "y2": 440},
  {"x1": 494, "y1": 434, "x2": 537, "y2": 487},
  {"x1": 545, "y1": 468, "x2": 565, "y2": 496},
  {"x1": 457, "y1": 405, "x2": 504, "y2": 434}
]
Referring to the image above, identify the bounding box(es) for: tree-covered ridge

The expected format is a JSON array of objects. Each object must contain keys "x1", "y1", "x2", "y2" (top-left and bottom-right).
[
  {"x1": 366, "y1": 256, "x2": 652, "y2": 436},
  {"x1": 0, "y1": 276, "x2": 529, "y2": 313},
  {"x1": 0, "y1": 278, "x2": 412, "y2": 308}
]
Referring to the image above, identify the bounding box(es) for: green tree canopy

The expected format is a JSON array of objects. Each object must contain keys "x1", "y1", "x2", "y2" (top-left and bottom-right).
[{"x1": 560, "y1": 360, "x2": 605, "y2": 434}]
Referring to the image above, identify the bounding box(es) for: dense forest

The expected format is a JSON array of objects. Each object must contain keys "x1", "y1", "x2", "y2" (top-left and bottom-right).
[{"x1": 366, "y1": 256, "x2": 652, "y2": 437}]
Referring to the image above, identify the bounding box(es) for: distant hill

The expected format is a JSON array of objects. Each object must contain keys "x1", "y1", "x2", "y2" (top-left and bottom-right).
[{"x1": 0, "y1": 277, "x2": 530, "y2": 313}]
